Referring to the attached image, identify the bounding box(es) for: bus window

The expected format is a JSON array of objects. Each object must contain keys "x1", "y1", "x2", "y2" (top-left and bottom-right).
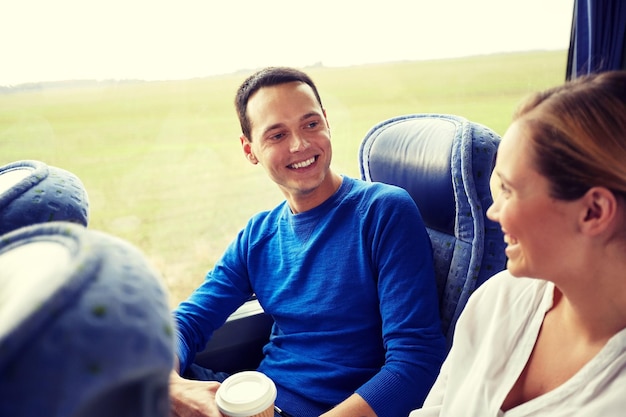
[{"x1": 0, "y1": 0, "x2": 574, "y2": 305}]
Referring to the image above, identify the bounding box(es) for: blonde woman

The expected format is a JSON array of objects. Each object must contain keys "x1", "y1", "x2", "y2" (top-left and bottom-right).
[{"x1": 411, "y1": 70, "x2": 626, "y2": 416}]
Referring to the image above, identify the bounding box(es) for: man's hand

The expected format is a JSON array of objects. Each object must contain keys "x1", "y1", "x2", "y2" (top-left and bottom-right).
[{"x1": 169, "y1": 371, "x2": 224, "y2": 417}]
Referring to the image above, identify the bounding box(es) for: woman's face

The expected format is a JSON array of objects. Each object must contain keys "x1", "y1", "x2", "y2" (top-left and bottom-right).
[{"x1": 487, "y1": 121, "x2": 583, "y2": 279}]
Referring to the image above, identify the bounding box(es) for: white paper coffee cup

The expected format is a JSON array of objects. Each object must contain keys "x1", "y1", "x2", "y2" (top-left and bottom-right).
[{"x1": 216, "y1": 371, "x2": 277, "y2": 417}]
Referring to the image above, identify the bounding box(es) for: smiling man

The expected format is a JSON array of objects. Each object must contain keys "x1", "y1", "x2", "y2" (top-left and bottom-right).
[
  {"x1": 169, "y1": 67, "x2": 446, "y2": 417},
  {"x1": 240, "y1": 79, "x2": 340, "y2": 214}
]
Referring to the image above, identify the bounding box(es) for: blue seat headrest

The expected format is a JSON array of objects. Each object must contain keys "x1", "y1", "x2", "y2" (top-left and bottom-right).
[
  {"x1": 0, "y1": 160, "x2": 89, "y2": 235},
  {"x1": 360, "y1": 116, "x2": 456, "y2": 235}
]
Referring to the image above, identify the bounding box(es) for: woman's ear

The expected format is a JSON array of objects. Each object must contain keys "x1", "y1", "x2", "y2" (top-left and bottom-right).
[
  {"x1": 580, "y1": 187, "x2": 618, "y2": 236},
  {"x1": 240, "y1": 135, "x2": 258, "y2": 165}
]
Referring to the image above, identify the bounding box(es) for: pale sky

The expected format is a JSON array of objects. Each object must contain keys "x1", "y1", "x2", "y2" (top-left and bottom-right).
[{"x1": 1, "y1": 0, "x2": 574, "y2": 86}]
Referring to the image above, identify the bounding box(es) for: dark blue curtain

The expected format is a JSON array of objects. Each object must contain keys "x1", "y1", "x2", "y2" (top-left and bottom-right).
[{"x1": 566, "y1": 0, "x2": 626, "y2": 79}]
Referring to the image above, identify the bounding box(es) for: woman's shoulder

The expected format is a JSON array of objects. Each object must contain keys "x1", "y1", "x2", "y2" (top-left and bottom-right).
[
  {"x1": 449, "y1": 272, "x2": 554, "y2": 361},
  {"x1": 462, "y1": 271, "x2": 553, "y2": 321}
]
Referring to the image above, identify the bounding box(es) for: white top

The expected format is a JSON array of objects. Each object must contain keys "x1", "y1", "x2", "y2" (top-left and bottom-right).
[{"x1": 410, "y1": 270, "x2": 626, "y2": 417}]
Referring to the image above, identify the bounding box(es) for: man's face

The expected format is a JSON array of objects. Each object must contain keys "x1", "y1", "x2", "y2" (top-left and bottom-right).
[{"x1": 241, "y1": 81, "x2": 335, "y2": 210}]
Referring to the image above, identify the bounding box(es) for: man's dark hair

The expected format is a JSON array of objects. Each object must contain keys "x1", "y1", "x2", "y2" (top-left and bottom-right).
[{"x1": 235, "y1": 67, "x2": 324, "y2": 140}]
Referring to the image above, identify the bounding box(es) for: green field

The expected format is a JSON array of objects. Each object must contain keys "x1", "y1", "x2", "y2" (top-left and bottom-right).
[{"x1": 0, "y1": 50, "x2": 568, "y2": 306}]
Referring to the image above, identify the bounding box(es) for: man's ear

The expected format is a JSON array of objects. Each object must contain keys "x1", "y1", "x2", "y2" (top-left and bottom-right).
[
  {"x1": 580, "y1": 187, "x2": 618, "y2": 236},
  {"x1": 240, "y1": 135, "x2": 257, "y2": 164}
]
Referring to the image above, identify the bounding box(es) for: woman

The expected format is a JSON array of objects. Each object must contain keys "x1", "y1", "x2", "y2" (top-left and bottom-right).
[{"x1": 410, "y1": 70, "x2": 626, "y2": 416}]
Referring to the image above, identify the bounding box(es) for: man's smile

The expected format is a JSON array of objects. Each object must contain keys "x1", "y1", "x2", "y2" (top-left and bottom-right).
[{"x1": 288, "y1": 156, "x2": 317, "y2": 169}]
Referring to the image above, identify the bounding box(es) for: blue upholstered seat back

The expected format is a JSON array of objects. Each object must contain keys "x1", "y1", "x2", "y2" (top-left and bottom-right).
[
  {"x1": 359, "y1": 114, "x2": 507, "y2": 344},
  {"x1": 0, "y1": 160, "x2": 89, "y2": 235}
]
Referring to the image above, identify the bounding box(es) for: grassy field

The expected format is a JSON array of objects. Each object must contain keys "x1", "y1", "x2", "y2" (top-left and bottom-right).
[{"x1": 0, "y1": 50, "x2": 567, "y2": 306}]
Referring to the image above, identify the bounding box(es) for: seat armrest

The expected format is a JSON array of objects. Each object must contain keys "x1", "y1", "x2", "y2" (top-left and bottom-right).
[{"x1": 192, "y1": 299, "x2": 273, "y2": 374}]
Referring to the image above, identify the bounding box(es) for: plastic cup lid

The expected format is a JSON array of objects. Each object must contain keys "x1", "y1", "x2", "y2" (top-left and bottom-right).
[{"x1": 216, "y1": 371, "x2": 277, "y2": 417}]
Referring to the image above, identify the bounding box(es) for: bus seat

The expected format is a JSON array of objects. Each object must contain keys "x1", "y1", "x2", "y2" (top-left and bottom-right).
[
  {"x1": 196, "y1": 114, "x2": 506, "y2": 370},
  {"x1": 0, "y1": 222, "x2": 174, "y2": 417},
  {"x1": 0, "y1": 160, "x2": 89, "y2": 235},
  {"x1": 359, "y1": 113, "x2": 507, "y2": 345}
]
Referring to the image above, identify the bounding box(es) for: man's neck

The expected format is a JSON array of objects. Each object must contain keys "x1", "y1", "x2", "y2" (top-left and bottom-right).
[{"x1": 286, "y1": 172, "x2": 343, "y2": 214}]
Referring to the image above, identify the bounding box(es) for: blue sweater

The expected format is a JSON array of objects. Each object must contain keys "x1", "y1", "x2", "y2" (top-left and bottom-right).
[{"x1": 174, "y1": 176, "x2": 446, "y2": 417}]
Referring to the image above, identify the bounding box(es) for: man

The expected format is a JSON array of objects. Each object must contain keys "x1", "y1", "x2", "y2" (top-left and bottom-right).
[{"x1": 170, "y1": 67, "x2": 446, "y2": 417}]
